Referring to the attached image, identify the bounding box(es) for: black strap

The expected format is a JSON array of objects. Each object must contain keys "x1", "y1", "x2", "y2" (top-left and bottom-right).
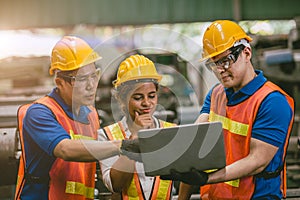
[
  {"x1": 24, "y1": 171, "x2": 50, "y2": 184},
  {"x1": 255, "y1": 165, "x2": 283, "y2": 179}
]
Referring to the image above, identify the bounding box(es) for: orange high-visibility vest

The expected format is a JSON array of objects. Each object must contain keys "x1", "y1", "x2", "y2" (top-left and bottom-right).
[
  {"x1": 200, "y1": 82, "x2": 294, "y2": 199},
  {"x1": 15, "y1": 96, "x2": 99, "y2": 200},
  {"x1": 103, "y1": 120, "x2": 175, "y2": 200}
]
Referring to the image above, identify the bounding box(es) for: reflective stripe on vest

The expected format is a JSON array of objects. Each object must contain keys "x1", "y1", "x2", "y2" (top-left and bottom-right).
[
  {"x1": 15, "y1": 96, "x2": 99, "y2": 200},
  {"x1": 201, "y1": 82, "x2": 294, "y2": 199},
  {"x1": 209, "y1": 111, "x2": 249, "y2": 137},
  {"x1": 69, "y1": 130, "x2": 95, "y2": 140},
  {"x1": 209, "y1": 111, "x2": 246, "y2": 188},
  {"x1": 103, "y1": 120, "x2": 174, "y2": 200},
  {"x1": 65, "y1": 181, "x2": 95, "y2": 199},
  {"x1": 151, "y1": 177, "x2": 172, "y2": 200}
]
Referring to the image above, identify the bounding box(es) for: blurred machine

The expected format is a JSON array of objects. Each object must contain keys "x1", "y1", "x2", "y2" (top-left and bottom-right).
[
  {"x1": 0, "y1": 56, "x2": 52, "y2": 199},
  {"x1": 253, "y1": 19, "x2": 300, "y2": 195}
]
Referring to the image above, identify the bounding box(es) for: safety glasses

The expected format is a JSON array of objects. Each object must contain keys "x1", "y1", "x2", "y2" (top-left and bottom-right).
[
  {"x1": 58, "y1": 68, "x2": 101, "y2": 87},
  {"x1": 205, "y1": 45, "x2": 245, "y2": 72}
]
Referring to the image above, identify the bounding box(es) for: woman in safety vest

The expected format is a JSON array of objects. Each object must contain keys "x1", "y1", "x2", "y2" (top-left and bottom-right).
[
  {"x1": 166, "y1": 20, "x2": 295, "y2": 199},
  {"x1": 99, "y1": 54, "x2": 175, "y2": 200}
]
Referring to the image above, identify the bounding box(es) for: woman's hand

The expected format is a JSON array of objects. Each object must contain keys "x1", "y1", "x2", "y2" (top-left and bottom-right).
[{"x1": 131, "y1": 111, "x2": 154, "y2": 138}]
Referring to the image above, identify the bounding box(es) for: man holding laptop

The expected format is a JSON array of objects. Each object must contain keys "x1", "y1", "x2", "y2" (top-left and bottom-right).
[
  {"x1": 173, "y1": 20, "x2": 294, "y2": 199},
  {"x1": 121, "y1": 20, "x2": 294, "y2": 199}
]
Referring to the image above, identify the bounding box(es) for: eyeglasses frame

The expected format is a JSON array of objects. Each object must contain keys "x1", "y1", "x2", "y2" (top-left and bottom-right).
[
  {"x1": 57, "y1": 68, "x2": 101, "y2": 87},
  {"x1": 206, "y1": 45, "x2": 246, "y2": 71}
]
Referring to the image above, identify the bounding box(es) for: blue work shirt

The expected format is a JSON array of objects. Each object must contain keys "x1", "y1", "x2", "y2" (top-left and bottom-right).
[
  {"x1": 19, "y1": 88, "x2": 93, "y2": 200},
  {"x1": 201, "y1": 70, "x2": 293, "y2": 199}
]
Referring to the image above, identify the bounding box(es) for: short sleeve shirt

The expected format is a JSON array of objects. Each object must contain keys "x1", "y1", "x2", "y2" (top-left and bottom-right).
[
  {"x1": 200, "y1": 70, "x2": 293, "y2": 199},
  {"x1": 20, "y1": 88, "x2": 92, "y2": 199}
]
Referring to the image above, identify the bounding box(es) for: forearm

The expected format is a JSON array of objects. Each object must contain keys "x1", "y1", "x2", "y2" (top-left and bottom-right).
[
  {"x1": 207, "y1": 139, "x2": 278, "y2": 184},
  {"x1": 178, "y1": 183, "x2": 195, "y2": 200},
  {"x1": 110, "y1": 156, "x2": 136, "y2": 192},
  {"x1": 195, "y1": 113, "x2": 209, "y2": 123},
  {"x1": 207, "y1": 160, "x2": 260, "y2": 184},
  {"x1": 54, "y1": 139, "x2": 121, "y2": 161}
]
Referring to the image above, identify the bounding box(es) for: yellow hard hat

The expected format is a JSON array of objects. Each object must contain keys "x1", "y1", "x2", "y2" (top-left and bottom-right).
[
  {"x1": 201, "y1": 20, "x2": 252, "y2": 61},
  {"x1": 113, "y1": 54, "x2": 162, "y2": 88},
  {"x1": 49, "y1": 36, "x2": 102, "y2": 75}
]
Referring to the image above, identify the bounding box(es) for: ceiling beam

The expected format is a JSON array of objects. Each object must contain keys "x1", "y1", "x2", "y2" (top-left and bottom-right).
[{"x1": 0, "y1": 0, "x2": 299, "y2": 30}]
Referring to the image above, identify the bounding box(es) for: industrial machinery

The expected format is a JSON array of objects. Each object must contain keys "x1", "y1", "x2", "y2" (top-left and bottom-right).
[
  {"x1": 0, "y1": 56, "x2": 52, "y2": 199},
  {"x1": 253, "y1": 20, "x2": 300, "y2": 196}
]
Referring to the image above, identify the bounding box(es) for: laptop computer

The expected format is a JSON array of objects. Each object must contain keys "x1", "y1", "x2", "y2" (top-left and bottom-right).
[{"x1": 138, "y1": 121, "x2": 226, "y2": 176}]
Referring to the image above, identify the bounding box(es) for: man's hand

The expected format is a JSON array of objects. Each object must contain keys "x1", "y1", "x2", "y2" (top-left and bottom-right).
[
  {"x1": 120, "y1": 138, "x2": 142, "y2": 162},
  {"x1": 160, "y1": 168, "x2": 208, "y2": 186}
]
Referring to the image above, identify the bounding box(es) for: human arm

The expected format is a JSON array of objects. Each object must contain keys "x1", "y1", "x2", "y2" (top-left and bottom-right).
[
  {"x1": 106, "y1": 113, "x2": 154, "y2": 192},
  {"x1": 195, "y1": 113, "x2": 209, "y2": 124},
  {"x1": 206, "y1": 137, "x2": 278, "y2": 184},
  {"x1": 101, "y1": 137, "x2": 138, "y2": 192},
  {"x1": 177, "y1": 132, "x2": 278, "y2": 200},
  {"x1": 178, "y1": 91, "x2": 293, "y2": 199},
  {"x1": 205, "y1": 90, "x2": 292, "y2": 182},
  {"x1": 53, "y1": 139, "x2": 121, "y2": 161},
  {"x1": 55, "y1": 132, "x2": 141, "y2": 162},
  {"x1": 109, "y1": 155, "x2": 136, "y2": 192},
  {"x1": 129, "y1": 111, "x2": 155, "y2": 134},
  {"x1": 178, "y1": 113, "x2": 209, "y2": 199},
  {"x1": 28, "y1": 105, "x2": 122, "y2": 161},
  {"x1": 97, "y1": 126, "x2": 136, "y2": 192},
  {"x1": 178, "y1": 88, "x2": 211, "y2": 199},
  {"x1": 24, "y1": 104, "x2": 138, "y2": 162},
  {"x1": 100, "y1": 151, "x2": 135, "y2": 193},
  {"x1": 109, "y1": 113, "x2": 155, "y2": 192}
]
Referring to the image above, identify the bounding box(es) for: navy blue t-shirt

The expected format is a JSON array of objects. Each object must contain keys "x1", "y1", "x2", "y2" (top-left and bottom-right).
[
  {"x1": 201, "y1": 70, "x2": 293, "y2": 199},
  {"x1": 19, "y1": 88, "x2": 92, "y2": 200}
]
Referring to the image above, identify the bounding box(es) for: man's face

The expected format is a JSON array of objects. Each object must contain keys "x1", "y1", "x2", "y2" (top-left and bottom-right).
[
  {"x1": 59, "y1": 63, "x2": 100, "y2": 108},
  {"x1": 71, "y1": 64, "x2": 100, "y2": 107},
  {"x1": 209, "y1": 46, "x2": 252, "y2": 91}
]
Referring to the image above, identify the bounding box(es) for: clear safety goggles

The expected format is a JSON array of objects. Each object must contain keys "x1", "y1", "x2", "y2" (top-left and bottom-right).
[
  {"x1": 58, "y1": 68, "x2": 101, "y2": 87},
  {"x1": 205, "y1": 45, "x2": 245, "y2": 72}
]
